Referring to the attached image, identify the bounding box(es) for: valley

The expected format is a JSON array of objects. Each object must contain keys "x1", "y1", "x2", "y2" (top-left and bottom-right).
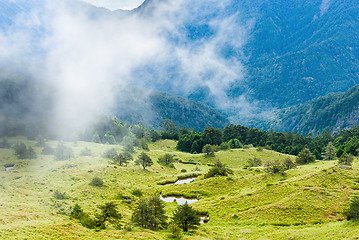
[{"x1": 1, "y1": 137, "x2": 358, "y2": 239}]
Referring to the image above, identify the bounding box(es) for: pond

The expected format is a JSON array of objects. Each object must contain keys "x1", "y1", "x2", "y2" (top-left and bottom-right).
[
  {"x1": 174, "y1": 177, "x2": 197, "y2": 185},
  {"x1": 159, "y1": 195, "x2": 198, "y2": 205},
  {"x1": 4, "y1": 164, "x2": 14, "y2": 171},
  {"x1": 200, "y1": 215, "x2": 210, "y2": 224}
]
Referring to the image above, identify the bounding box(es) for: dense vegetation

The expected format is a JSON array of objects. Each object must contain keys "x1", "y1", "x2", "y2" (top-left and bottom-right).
[{"x1": 269, "y1": 85, "x2": 359, "y2": 135}]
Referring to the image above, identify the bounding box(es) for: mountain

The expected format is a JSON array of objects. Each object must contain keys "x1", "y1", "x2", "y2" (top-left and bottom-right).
[
  {"x1": 134, "y1": 0, "x2": 359, "y2": 109},
  {"x1": 109, "y1": 86, "x2": 230, "y2": 131},
  {"x1": 0, "y1": 73, "x2": 229, "y2": 137},
  {"x1": 269, "y1": 85, "x2": 359, "y2": 135},
  {"x1": 1, "y1": 0, "x2": 359, "y2": 135}
]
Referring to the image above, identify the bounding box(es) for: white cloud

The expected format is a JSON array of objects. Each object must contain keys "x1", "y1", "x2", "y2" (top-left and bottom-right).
[
  {"x1": 1, "y1": 0, "x2": 259, "y2": 136},
  {"x1": 80, "y1": 0, "x2": 145, "y2": 10}
]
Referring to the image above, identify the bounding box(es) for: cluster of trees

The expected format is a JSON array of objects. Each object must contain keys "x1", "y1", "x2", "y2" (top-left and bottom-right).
[
  {"x1": 131, "y1": 196, "x2": 200, "y2": 233},
  {"x1": 70, "y1": 196, "x2": 201, "y2": 234},
  {"x1": 70, "y1": 202, "x2": 122, "y2": 229},
  {"x1": 13, "y1": 142, "x2": 37, "y2": 159},
  {"x1": 174, "y1": 124, "x2": 359, "y2": 161}
]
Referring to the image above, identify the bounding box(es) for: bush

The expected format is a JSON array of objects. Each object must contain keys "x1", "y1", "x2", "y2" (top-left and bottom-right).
[
  {"x1": 256, "y1": 146, "x2": 263, "y2": 152},
  {"x1": 131, "y1": 189, "x2": 143, "y2": 197},
  {"x1": 247, "y1": 157, "x2": 262, "y2": 167},
  {"x1": 202, "y1": 144, "x2": 215, "y2": 157},
  {"x1": 181, "y1": 169, "x2": 187, "y2": 173},
  {"x1": 89, "y1": 177, "x2": 104, "y2": 187},
  {"x1": 282, "y1": 157, "x2": 296, "y2": 170},
  {"x1": 158, "y1": 154, "x2": 175, "y2": 168},
  {"x1": 264, "y1": 160, "x2": 284, "y2": 174},
  {"x1": 53, "y1": 190, "x2": 69, "y2": 200},
  {"x1": 219, "y1": 142, "x2": 230, "y2": 150},
  {"x1": 205, "y1": 160, "x2": 233, "y2": 178}
]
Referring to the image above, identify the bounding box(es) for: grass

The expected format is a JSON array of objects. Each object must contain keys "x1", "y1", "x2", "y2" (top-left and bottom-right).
[{"x1": 1, "y1": 138, "x2": 359, "y2": 239}]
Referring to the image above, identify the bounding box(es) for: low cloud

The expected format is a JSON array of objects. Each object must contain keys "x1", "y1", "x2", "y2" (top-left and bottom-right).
[{"x1": 1, "y1": 0, "x2": 263, "y2": 137}]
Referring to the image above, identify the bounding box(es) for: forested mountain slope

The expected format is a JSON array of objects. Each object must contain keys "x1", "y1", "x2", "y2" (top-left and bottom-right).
[{"x1": 269, "y1": 85, "x2": 359, "y2": 135}]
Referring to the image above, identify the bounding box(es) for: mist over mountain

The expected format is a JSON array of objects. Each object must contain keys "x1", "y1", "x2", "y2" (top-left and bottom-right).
[{"x1": 0, "y1": 0, "x2": 358, "y2": 136}]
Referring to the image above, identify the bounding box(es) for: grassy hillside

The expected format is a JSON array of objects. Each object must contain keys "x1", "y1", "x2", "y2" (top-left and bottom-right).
[{"x1": 1, "y1": 138, "x2": 359, "y2": 239}]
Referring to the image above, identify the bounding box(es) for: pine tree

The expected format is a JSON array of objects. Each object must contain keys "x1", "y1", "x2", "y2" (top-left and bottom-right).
[
  {"x1": 136, "y1": 152, "x2": 153, "y2": 170},
  {"x1": 131, "y1": 196, "x2": 167, "y2": 230},
  {"x1": 172, "y1": 202, "x2": 200, "y2": 232},
  {"x1": 322, "y1": 142, "x2": 337, "y2": 161}
]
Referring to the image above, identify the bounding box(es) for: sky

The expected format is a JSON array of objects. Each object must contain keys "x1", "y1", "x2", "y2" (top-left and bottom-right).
[{"x1": 81, "y1": 0, "x2": 145, "y2": 10}]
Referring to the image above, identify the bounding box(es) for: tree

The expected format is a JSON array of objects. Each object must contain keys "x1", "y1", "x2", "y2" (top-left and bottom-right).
[
  {"x1": 264, "y1": 160, "x2": 284, "y2": 174},
  {"x1": 55, "y1": 142, "x2": 72, "y2": 161},
  {"x1": 338, "y1": 152, "x2": 354, "y2": 167},
  {"x1": 202, "y1": 127, "x2": 223, "y2": 146},
  {"x1": 172, "y1": 202, "x2": 200, "y2": 232},
  {"x1": 202, "y1": 144, "x2": 214, "y2": 157},
  {"x1": 158, "y1": 154, "x2": 175, "y2": 168},
  {"x1": 131, "y1": 196, "x2": 167, "y2": 231},
  {"x1": 13, "y1": 142, "x2": 28, "y2": 159},
  {"x1": 95, "y1": 202, "x2": 122, "y2": 229},
  {"x1": 322, "y1": 142, "x2": 337, "y2": 161},
  {"x1": 27, "y1": 146, "x2": 37, "y2": 159},
  {"x1": 136, "y1": 152, "x2": 153, "y2": 170},
  {"x1": 205, "y1": 160, "x2": 233, "y2": 178},
  {"x1": 344, "y1": 196, "x2": 359, "y2": 220},
  {"x1": 113, "y1": 152, "x2": 132, "y2": 166},
  {"x1": 296, "y1": 148, "x2": 315, "y2": 165}
]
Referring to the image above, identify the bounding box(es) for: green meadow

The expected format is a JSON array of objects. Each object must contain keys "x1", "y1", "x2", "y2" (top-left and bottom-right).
[{"x1": 1, "y1": 138, "x2": 359, "y2": 239}]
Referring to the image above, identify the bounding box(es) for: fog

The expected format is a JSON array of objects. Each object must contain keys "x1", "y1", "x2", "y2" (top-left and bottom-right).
[{"x1": 0, "y1": 0, "x2": 265, "y2": 138}]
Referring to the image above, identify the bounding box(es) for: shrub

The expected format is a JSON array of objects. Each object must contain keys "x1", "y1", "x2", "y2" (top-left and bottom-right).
[
  {"x1": 205, "y1": 160, "x2": 233, "y2": 178},
  {"x1": 247, "y1": 157, "x2": 262, "y2": 167},
  {"x1": 282, "y1": 157, "x2": 296, "y2": 170},
  {"x1": 202, "y1": 144, "x2": 214, "y2": 157},
  {"x1": 89, "y1": 177, "x2": 104, "y2": 187},
  {"x1": 219, "y1": 142, "x2": 230, "y2": 150},
  {"x1": 158, "y1": 154, "x2": 175, "y2": 168},
  {"x1": 181, "y1": 169, "x2": 187, "y2": 173},
  {"x1": 131, "y1": 189, "x2": 143, "y2": 197},
  {"x1": 265, "y1": 160, "x2": 284, "y2": 174},
  {"x1": 53, "y1": 190, "x2": 69, "y2": 200}
]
